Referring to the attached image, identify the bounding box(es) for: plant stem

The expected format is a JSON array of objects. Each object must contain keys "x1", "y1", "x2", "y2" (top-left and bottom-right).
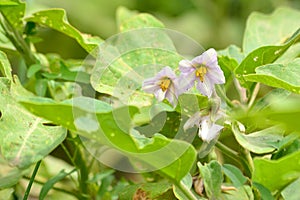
[
  {"x1": 61, "y1": 143, "x2": 76, "y2": 166},
  {"x1": 215, "y1": 85, "x2": 235, "y2": 108},
  {"x1": 176, "y1": 181, "x2": 198, "y2": 200},
  {"x1": 233, "y1": 78, "x2": 248, "y2": 104},
  {"x1": 23, "y1": 176, "x2": 79, "y2": 198},
  {"x1": 242, "y1": 148, "x2": 254, "y2": 175},
  {"x1": 215, "y1": 141, "x2": 240, "y2": 163},
  {"x1": 66, "y1": 135, "x2": 90, "y2": 200},
  {"x1": 0, "y1": 12, "x2": 37, "y2": 66},
  {"x1": 248, "y1": 83, "x2": 260, "y2": 108},
  {"x1": 216, "y1": 141, "x2": 252, "y2": 177},
  {"x1": 23, "y1": 160, "x2": 41, "y2": 200}
]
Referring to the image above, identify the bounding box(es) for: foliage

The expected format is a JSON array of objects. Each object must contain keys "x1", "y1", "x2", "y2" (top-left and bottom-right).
[{"x1": 0, "y1": 1, "x2": 300, "y2": 199}]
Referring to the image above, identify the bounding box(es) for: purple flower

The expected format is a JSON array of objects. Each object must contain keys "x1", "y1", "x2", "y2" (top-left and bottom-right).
[
  {"x1": 178, "y1": 48, "x2": 225, "y2": 97},
  {"x1": 142, "y1": 66, "x2": 179, "y2": 106},
  {"x1": 184, "y1": 112, "x2": 223, "y2": 142}
]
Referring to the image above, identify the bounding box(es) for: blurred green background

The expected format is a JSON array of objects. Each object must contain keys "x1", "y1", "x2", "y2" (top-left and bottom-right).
[{"x1": 26, "y1": 0, "x2": 300, "y2": 58}]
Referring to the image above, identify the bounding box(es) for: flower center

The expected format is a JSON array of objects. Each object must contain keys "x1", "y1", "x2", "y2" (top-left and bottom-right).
[
  {"x1": 195, "y1": 65, "x2": 207, "y2": 82},
  {"x1": 159, "y1": 78, "x2": 171, "y2": 92}
]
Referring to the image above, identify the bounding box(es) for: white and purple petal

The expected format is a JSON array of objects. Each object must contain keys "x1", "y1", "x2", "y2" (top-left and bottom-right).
[{"x1": 196, "y1": 77, "x2": 214, "y2": 97}]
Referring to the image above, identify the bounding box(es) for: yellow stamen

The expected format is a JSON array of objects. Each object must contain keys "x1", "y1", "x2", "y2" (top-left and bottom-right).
[
  {"x1": 195, "y1": 66, "x2": 207, "y2": 82},
  {"x1": 160, "y1": 78, "x2": 171, "y2": 92}
]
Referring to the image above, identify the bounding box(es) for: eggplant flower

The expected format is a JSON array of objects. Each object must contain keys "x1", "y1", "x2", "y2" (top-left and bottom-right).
[
  {"x1": 184, "y1": 112, "x2": 223, "y2": 142},
  {"x1": 142, "y1": 66, "x2": 179, "y2": 106},
  {"x1": 178, "y1": 48, "x2": 225, "y2": 97}
]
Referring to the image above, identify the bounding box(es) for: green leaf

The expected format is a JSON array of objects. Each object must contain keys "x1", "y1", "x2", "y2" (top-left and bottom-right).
[
  {"x1": 0, "y1": 0, "x2": 25, "y2": 31},
  {"x1": 0, "y1": 78, "x2": 67, "y2": 168},
  {"x1": 222, "y1": 164, "x2": 247, "y2": 187},
  {"x1": 116, "y1": 6, "x2": 138, "y2": 29},
  {"x1": 19, "y1": 96, "x2": 197, "y2": 182},
  {"x1": 91, "y1": 29, "x2": 182, "y2": 107},
  {"x1": 0, "y1": 51, "x2": 12, "y2": 80},
  {"x1": 35, "y1": 78, "x2": 48, "y2": 97},
  {"x1": 281, "y1": 178, "x2": 300, "y2": 200},
  {"x1": 253, "y1": 150, "x2": 300, "y2": 192},
  {"x1": 119, "y1": 181, "x2": 172, "y2": 200},
  {"x1": 218, "y1": 45, "x2": 244, "y2": 86},
  {"x1": 218, "y1": 45, "x2": 244, "y2": 65},
  {"x1": 197, "y1": 161, "x2": 223, "y2": 199},
  {"x1": 91, "y1": 8, "x2": 180, "y2": 107},
  {"x1": 222, "y1": 185, "x2": 254, "y2": 200},
  {"x1": 0, "y1": 154, "x2": 25, "y2": 189},
  {"x1": 39, "y1": 169, "x2": 76, "y2": 200},
  {"x1": 231, "y1": 123, "x2": 285, "y2": 154},
  {"x1": 87, "y1": 169, "x2": 115, "y2": 183},
  {"x1": 173, "y1": 173, "x2": 193, "y2": 200},
  {"x1": 276, "y1": 43, "x2": 300, "y2": 64},
  {"x1": 252, "y1": 182, "x2": 274, "y2": 200},
  {"x1": 0, "y1": 188, "x2": 14, "y2": 200},
  {"x1": 96, "y1": 175, "x2": 114, "y2": 199},
  {"x1": 235, "y1": 29, "x2": 300, "y2": 86},
  {"x1": 117, "y1": 7, "x2": 164, "y2": 32},
  {"x1": 243, "y1": 7, "x2": 300, "y2": 55},
  {"x1": 243, "y1": 94, "x2": 300, "y2": 134},
  {"x1": 25, "y1": 9, "x2": 103, "y2": 54},
  {"x1": 266, "y1": 97, "x2": 300, "y2": 132},
  {"x1": 243, "y1": 58, "x2": 300, "y2": 94},
  {"x1": 0, "y1": 0, "x2": 19, "y2": 6},
  {"x1": 27, "y1": 64, "x2": 42, "y2": 78}
]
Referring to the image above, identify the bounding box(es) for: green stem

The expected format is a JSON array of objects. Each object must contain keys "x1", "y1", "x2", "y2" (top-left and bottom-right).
[
  {"x1": 215, "y1": 141, "x2": 240, "y2": 163},
  {"x1": 66, "y1": 135, "x2": 90, "y2": 199},
  {"x1": 248, "y1": 83, "x2": 260, "y2": 108},
  {"x1": 215, "y1": 141, "x2": 252, "y2": 177},
  {"x1": 215, "y1": 84, "x2": 235, "y2": 108},
  {"x1": 23, "y1": 176, "x2": 79, "y2": 198},
  {"x1": 0, "y1": 11, "x2": 37, "y2": 66},
  {"x1": 175, "y1": 181, "x2": 198, "y2": 200},
  {"x1": 233, "y1": 78, "x2": 248, "y2": 104},
  {"x1": 242, "y1": 148, "x2": 254, "y2": 175},
  {"x1": 61, "y1": 143, "x2": 76, "y2": 166},
  {"x1": 23, "y1": 160, "x2": 41, "y2": 200}
]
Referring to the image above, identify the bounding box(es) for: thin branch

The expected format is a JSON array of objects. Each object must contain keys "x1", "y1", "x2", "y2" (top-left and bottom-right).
[
  {"x1": 248, "y1": 83, "x2": 260, "y2": 108},
  {"x1": 23, "y1": 160, "x2": 41, "y2": 200},
  {"x1": 22, "y1": 176, "x2": 79, "y2": 198}
]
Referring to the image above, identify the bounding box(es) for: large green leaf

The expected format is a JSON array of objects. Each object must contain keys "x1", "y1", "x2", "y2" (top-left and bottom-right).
[
  {"x1": 243, "y1": 58, "x2": 300, "y2": 94},
  {"x1": 0, "y1": 78, "x2": 67, "y2": 168},
  {"x1": 243, "y1": 7, "x2": 300, "y2": 55},
  {"x1": 253, "y1": 151, "x2": 300, "y2": 192},
  {"x1": 25, "y1": 9, "x2": 103, "y2": 54},
  {"x1": 19, "y1": 96, "x2": 197, "y2": 182},
  {"x1": 91, "y1": 9, "x2": 182, "y2": 107},
  {"x1": 231, "y1": 123, "x2": 286, "y2": 154},
  {"x1": 235, "y1": 29, "x2": 300, "y2": 86}
]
